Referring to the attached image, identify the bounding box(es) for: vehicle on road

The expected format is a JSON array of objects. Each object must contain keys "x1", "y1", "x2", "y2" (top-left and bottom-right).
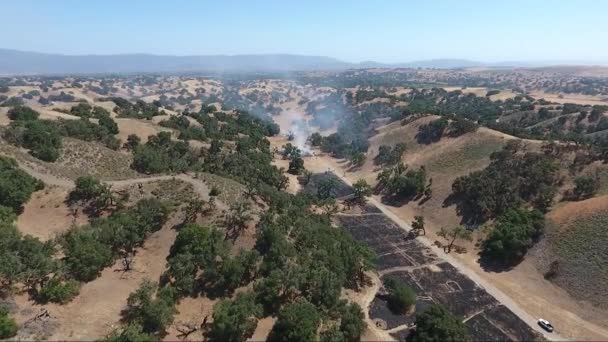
[{"x1": 538, "y1": 318, "x2": 554, "y2": 332}]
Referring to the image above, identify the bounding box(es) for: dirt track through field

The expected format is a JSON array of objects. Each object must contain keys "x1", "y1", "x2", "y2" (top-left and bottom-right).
[{"x1": 14, "y1": 160, "x2": 225, "y2": 210}]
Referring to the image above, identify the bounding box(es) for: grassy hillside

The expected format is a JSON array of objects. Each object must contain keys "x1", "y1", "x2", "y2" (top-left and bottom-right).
[
  {"x1": 355, "y1": 116, "x2": 513, "y2": 229},
  {"x1": 542, "y1": 196, "x2": 608, "y2": 308},
  {"x1": 0, "y1": 136, "x2": 139, "y2": 181}
]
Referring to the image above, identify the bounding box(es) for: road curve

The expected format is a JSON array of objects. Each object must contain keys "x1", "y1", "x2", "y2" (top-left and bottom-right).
[{"x1": 14, "y1": 160, "x2": 218, "y2": 206}]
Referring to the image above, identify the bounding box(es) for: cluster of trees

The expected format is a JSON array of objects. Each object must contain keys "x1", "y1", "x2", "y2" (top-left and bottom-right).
[
  {"x1": 207, "y1": 292, "x2": 261, "y2": 341},
  {"x1": 120, "y1": 280, "x2": 177, "y2": 336},
  {"x1": 571, "y1": 175, "x2": 599, "y2": 200},
  {"x1": 0, "y1": 306, "x2": 17, "y2": 339},
  {"x1": 61, "y1": 185, "x2": 170, "y2": 282},
  {"x1": 281, "y1": 143, "x2": 304, "y2": 175},
  {"x1": 7, "y1": 106, "x2": 39, "y2": 121},
  {"x1": 398, "y1": 88, "x2": 504, "y2": 123},
  {"x1": 0, "y1": 169, "x2": 84, "y2": 308},
  {"x1": 0, "y1": 157, "x2": 44, "y2": 212},
  {"x1": 58, "y1": 117, "x2": 120, "y2": 149},
  {"x1": 69, "y1": 103, "x2": 111, "y2": 119},
  {"x1": 132, "y1": 132, "x2": 197, "y2": 174},
  {"x1": 165, "y1": 108, "x2": 279, "y2": 144},
  {"x1": 4, "y1": 113, "x2": 63, "y2": 162},
  {"x1": 352, "y1": 179, "x2": 373, "y2": 205},
  {"x1": 412, "y1": 304, "x2": 469, "y2": 342},
  {"x1": 106, "y1": 176, "x2": 374, "y2": 340},
  {"x1": 247, "y1": 199, "x2": 374, "y2": 341},
  {"x1": 105, "y1": 97, "x2": 165, "y2": 119},
  {"x1": 376, "y1": 163, "x2": 431, "y2": 201},
  {"x1": 4, "y1": 106, "x2": 121, "y2": 161},
  {"x1": 68, "y1": 176, "x2": 114, "y2": 214},
  {"x1": 452, "y1": 141, "x2": 560, "y2": 222},
  {"x1": 1, "y1": 97, "x2": 25, "y2": 107},
  {"x1": 47, "y1": 91, "x2": 76, "y2": 102},
  {"x1": 135, "y1": 110, "x2": 285, "y2": 194},
  {"x1": 0, "y1": 208, "x2": 57, "y2": 296},
  {"x1": 0, "y1": 159, "x2": 46, "y2": 306},
  {"x1": 305, "y1": 91, "x2": 374, "y2": 165},
  {"x1": 375, "y1": 143, "x2": 406, "y2": 166},
  {"x1": 159, "y1": 115, "x2": 205, "y2": 142},
  {"x1": 481, "y1": 208, "x2": 545, "y2": 264},
  {"x1": 165, "y1": 223, "x2": 258, "y2": 296},
  {"x1": 383, "y1": 276, "x2": 416, "y2": 314},
  {"x1": 416, "y1": 117, "x2": 479, "y2": 144},
  {"x1": 417, "y1": 117, "x2": 449, "y2": 144},
  {"x1": 310, "y1": 131, "x2": 369, "y2": 166}
]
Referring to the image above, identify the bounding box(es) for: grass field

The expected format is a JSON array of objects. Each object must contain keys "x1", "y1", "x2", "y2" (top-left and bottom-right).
[
  {"x1": 0, "y1": 136, "x2": 140, "y2": 181},
  {"x1": 598, "y1": 166, "x2": 608, "y2": 195},
  {"x1": 546, "y1": 206, "x2": 608, "y2": 308},
  {"x1": 426, "y1": 138, "x2": 505, "y2": 174},
  {"x1": 196, "y1": 172, "x2": 245, "y2": 205},
  {"x1": 57, "y1": 138, "x2": 140, "y2": 180}
]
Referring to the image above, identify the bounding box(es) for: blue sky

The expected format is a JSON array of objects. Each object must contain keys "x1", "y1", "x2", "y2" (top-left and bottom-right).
[{"x1": 2, "y1": 0, "x2": 607, "y2": 63}]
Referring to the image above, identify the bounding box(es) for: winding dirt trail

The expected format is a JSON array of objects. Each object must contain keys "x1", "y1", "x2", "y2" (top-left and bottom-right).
[{"x1": 14, "y1": 160, "x2": 224, "y2": 209}]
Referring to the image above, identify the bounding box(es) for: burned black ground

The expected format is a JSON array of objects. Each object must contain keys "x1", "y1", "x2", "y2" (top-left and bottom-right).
[{"x1": 331, "y1": 173, "x2": 542, "y2": 341}]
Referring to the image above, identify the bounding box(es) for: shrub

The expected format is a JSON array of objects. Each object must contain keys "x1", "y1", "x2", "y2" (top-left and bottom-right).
[
  {"x1": 123, "y1": 280, "x2": 176, "y2": 334},
  {"x1": 7, "y1": 106, "x2": 39, "y2": 121},
  {"x1": 1, "y1": 97, "x2": 24, "y2": 107},
  {"x1": 61, "y1": 227, "x2": 114, "y2": 282},
  {"x1": 413, "y1": 304, "x2": 469, "y2": 342},
  {"x1": 105, "y1": 323, "x2": 158, "y2": 342},
  {"x1": 268, "y1": 301, "x2": 320, "y2": 342},
  {"x1": 208, "y1": 292, "x2": 262, "y2": 342},
  {"x1": 0, "y1": 156, "x2": 44, "y2": 212},
  {"x1": 125, "y1": 134, "x2": 141, "y2": 150},
  {"x1": 209, "y1": 186, "x2": 221, "y2": 197},
  {"x1": 38, "y1": 278, "x2": 80, "y2": 304},
  {"x1": 0, "y1": 307, "x2": 18, "y2": 339},
  {"x1": 451, "y1": 146, "x2": 559, "y2": 221},
  {"x1": 481, "y1": 208, "x2": 544, "y2": 264},
  {"x1": 448, "y1": 119, "x2": 478, "y2": 137},
  {"x1": 572, "y1": 176, "x2": 598, "y2": 200},
  {"x1": 383, "y1": 277, "x2": 416, "y2": 314},
  {"x1": 417, "y1": 118, "x2": 448, "y2": 144}
]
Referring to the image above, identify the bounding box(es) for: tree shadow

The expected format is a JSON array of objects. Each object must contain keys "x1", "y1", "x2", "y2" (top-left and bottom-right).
[
  {"x1": 417, "y1": 195, "x2": 432, "y2": 206},
  {"x1": 442, "y1": 192, "x2": 484, "y2": 226},
  {"x1": 477, "y1": 253, "x2": 520, "y2": 273}
]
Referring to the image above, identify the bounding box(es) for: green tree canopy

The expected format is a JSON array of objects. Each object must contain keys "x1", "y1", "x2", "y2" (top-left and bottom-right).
[
  {"x1": 383, "y1": 276, "x2": 416, "y2": 314},
  {"x1": 208, "y1": 292, "x2": 262, "y2": 342},
  {"x1": 0, "y1": 156, "x2": 44, "y2": 212},
  {"x1": 268, "y1": 301, "x2": 321, "y2": 342},
  {"x1": 122, "y1": 280, "x2": 176, "y2": 334},
  {"x1": 482, "y1": 208, "x2": 544, "y2": 264},
  {"x1": 413, "y1": 304, "x2": 469, "y2": 342}
]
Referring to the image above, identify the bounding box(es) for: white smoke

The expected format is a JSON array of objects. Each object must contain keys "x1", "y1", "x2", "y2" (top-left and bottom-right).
[{"x1": 282, "y1": 109, "x2": 313, "y2": 154}]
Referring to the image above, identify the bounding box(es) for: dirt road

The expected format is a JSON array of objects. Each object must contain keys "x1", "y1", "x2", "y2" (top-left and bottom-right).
[
  {"x1": 316, "y1": 161, "x2": 570, "y2": 341},
  {"x1": 15, "y1": 160, "x2": 214, "y2": 201}
]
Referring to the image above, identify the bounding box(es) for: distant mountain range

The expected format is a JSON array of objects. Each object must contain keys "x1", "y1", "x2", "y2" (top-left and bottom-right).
[{"x1": 0, "y1": 49, "x2": 605, "y2": 75}]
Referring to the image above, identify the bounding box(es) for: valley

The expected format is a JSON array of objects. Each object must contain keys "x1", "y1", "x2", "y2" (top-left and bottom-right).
[{"x1": 0, "y1": 67, "x2": 607, "y2": 341}]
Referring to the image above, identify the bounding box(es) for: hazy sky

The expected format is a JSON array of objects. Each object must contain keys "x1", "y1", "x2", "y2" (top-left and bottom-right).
[{"x1": 3, "y1": 0, "x2": 607, "y2": 63}]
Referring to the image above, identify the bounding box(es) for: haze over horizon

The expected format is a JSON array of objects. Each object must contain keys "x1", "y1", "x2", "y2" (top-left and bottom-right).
[{"x1": 3, "y1": 0, "x2": 608, "y2": 64}]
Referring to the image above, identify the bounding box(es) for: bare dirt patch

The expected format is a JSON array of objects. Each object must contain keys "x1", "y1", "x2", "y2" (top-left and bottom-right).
[
  {"x1": 12, "y1": 214, "x2": 179, "y2": 341},
  {"x1": 116, "y1": 118, "x2": 173, "y2": 144},
  {"x1": 164, "y1": 296, "x2": 217, "y2": 341},
  {"x1": 16, "y1": 186, "x2": 88, "y2": 241}
]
